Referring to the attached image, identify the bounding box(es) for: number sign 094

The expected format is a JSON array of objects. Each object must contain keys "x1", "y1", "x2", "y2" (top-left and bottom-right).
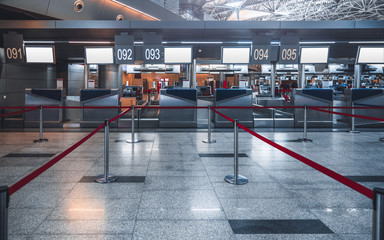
[{"x1": 252, "y1": 45, "x2": 271, "y2": 64}]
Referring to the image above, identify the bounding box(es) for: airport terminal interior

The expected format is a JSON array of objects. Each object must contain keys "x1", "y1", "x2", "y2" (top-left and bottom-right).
[{"x1": 1, "y1": 0, "x2": 384, "y2": 239}]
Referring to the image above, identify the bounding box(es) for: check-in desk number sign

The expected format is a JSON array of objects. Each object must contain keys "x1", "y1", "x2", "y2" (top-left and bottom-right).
[
  {"x1": 115, "y1": 45, "x2": 134, "y2": 64},
  {"x1": 252, "y1": 45, "x2": 271, "y2": 64},
  {"x1": 143, "y1": 45, "x2": 163, "y2": 64},
  {"x1": 3, "y1": 34, "x2": 24, "y2": 64},
  {"x1": 279, "y1": 45, "x2": 299, "y2": 64}
]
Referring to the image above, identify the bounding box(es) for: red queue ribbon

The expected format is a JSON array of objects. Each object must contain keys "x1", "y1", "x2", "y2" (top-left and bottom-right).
[
  {"x1": 8, "y1": 107, "x2": 133, "y2": 195},
  {"x1": 0, "y1": 107, "x2": 39, "y2": 118},
  {"x1": 212, "y1": 108, "x2": 374, "y2": 199},
  {"x1": 0, "y1": 106, "x2": 38, "y2": 109},
  {"x1": 309, "y1": 107, "x2": 384, "y2": 122}
]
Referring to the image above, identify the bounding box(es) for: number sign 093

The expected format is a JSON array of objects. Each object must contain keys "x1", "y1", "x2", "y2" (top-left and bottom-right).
[{"x1": 143, "y1": 45, "x2": 163, "y2": 64}]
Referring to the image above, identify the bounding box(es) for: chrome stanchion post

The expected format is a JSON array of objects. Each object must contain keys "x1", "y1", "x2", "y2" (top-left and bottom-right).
[
  {"x1": 373, "y1": 188, "x2": 384, "y2": 240},
  {"x1": 349, "y1": 102, "x2": 360, "y2": 133},
  {"x1": 298, "y1": 105, "x2": 313, "y2": 142},
  {"x1": 33, "y1": 105, "x2": 48, "y2": 143},
  {"x1": 127, "y1": 105, "x2": 139, "y2": 143},
  {"x1": 95, "y1": 120, "x2": 118, "y2": 183},
  {"x1": 0, "y1": 186, "x2": 9, "y2": 240},
  {"x1": 203, "y1": 106, "x2": 216, "y2": 143},
  {"x1": 224, "y1": 119, "x2": 248, "y2": 185}
]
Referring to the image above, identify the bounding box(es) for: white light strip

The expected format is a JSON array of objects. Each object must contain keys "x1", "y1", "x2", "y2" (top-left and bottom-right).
[
  {"x1": 349, "y1": 41, "x2": 384, "y2": 44},
  {"x1": 24, "y1": 41, "x2": 55, "y2": 44},
  {"x1": 270, "y1": 41, "x2": 280, "y2": 45},
  {"x1": 237, "y1": 41, "x2": 252, "y2": 44},
  {"x1": 69, "y1": 41, "x2": 113, "y2": 44},
  {"x1": 111, "y1": 0, "x2": 160, "y2": 21},
  {"x1": 181, "y1": 41, "x2": 223, "y2": 44},
  {"x1": 300, "y1": 41, "x2": 335, "y2": 44}
]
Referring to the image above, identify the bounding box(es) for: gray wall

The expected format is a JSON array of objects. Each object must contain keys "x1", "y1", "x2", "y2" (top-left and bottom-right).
[
  {"x1": 68, "y1": 63, "x2": 85, "y2": 96},
  {"x1": 0, "y1": 48, "x2": 56, "y2": 107},
  {"x1": 98, "y1": 65, "x2": 122, "y2": 90}
]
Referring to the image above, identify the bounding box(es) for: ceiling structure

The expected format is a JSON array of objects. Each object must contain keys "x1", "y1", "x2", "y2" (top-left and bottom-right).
[{"x1": 180, "y1": 0, "x2": 384, "y2": 21}]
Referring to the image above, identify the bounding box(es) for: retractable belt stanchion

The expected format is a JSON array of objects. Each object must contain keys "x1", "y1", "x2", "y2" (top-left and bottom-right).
[
  {"x1": 224, "y1": 119, "x2": 248, "y2": 185},
  {"x1": 95, "y1": 120, "x2": 118, "y2": 183},
  {"x1": 127, "y1": 105, "x2": 139, "y2": 143},
  {"x1": 0, "y1": 186, "x2": 9, "y2": 240},
  {"x1": 203, "y1": 106, "x2": 216, "y2": 143},
  {"x1": 33, "y1": 105, "x2": 48, "y2": 143},
  {"x1": 373, "y1": 188, "x2": 384, "y2": 240},
  {"x1": 298, "y1": 105, "x2": 313, "y2": 142},
  {"x1": 349, "y1": 103, "x2": 360, "y2": 133}
]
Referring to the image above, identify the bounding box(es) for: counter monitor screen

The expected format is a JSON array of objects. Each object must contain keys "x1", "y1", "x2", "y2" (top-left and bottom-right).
[
  {"x1": 300, "y1": 47, "x2": 329, "y2": 64},
  {"x1": 222, "y1": 47, "x2": 250, "y2": 64},
  {"x1": 85, "y1": 47, "x2": 114, "y2": 64},
  {"x1": 357, "y1": 47, "x2": 384, "y2": 64},
  {"x1": 164, "y1": 47, "x2": 192, "y2": 64},
  {"x1": 25, "y1": 46, "x2": 55, "y2": 63}
]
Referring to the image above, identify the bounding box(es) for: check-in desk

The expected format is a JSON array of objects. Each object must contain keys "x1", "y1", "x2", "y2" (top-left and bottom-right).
[
  {"x1": 214, "y1": 89, "x2": 253, "y2": 128},
  {"x1": 80, "y1": 89, "x2": 118, "y2": 127},
  {"x1": 159, "y1": 89, "x2": 197, "y2": 128},
  {"x1": 345, "y1": 88, "x2": 384, "y2": 128},
  {"x1": 24, "y1": 88, "x2": 64, "y2": 127},
  {"x1": 292, "y1": 89, "x2": 333, "y2": 127}
]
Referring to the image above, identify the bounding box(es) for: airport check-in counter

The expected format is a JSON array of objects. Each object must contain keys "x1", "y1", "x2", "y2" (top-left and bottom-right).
[
  {"x1": 159, "y1": 89, "x2": 197, "y2": 127},
  {"x1": 292, "y1": 89, "x2": 333, "y2": 127},
  {"x1": 24, "y1": 88, "x2": 64, "y2": 127},
  {"x1": 345, "y1": 88, "x2": 384, "y2": 128},
  {"x1": 214, "y1": 89, "x2": 253, "y2": 127},
  {"x1": 80, "y1": 89, "x2": 118, "y2": 127}
]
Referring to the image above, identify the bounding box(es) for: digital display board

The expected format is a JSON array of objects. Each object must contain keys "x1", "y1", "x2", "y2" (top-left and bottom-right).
[
  {"x1": 25, "y1": 46, "x2": 55, "y2": 64},
  {"x1": 85, "y1": 47, "x2": 114, "y2": 64},
  {"x1": 357, "y1": 47, "x2": 384, "y2": 64},
  {"x1": 222, "y1": 47, "x2": 250, "y2": 64},
  {"x1": 300, "y1": 47, "x2": 329, "y2": 64},
  {"x1": 164, "y1": 47, "x2": 192, "y2": 64}
]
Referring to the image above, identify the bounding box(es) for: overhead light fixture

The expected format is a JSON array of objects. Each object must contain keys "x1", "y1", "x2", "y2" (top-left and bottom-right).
[
  {"x1": 110, "y1": 0, "x2": 160, "y2": 21},
  {"x1": 24, "y1": 41, "x2": 55, "y2": 44},
  {"x1": 237, "y1": 41, "x2": 252, "y2": 44},
  {"x1": 181, "y1": 41, "x2": 223, "y2": 44},
  {"x1": 69, "y1": 41, "x2": 113, "y2": 44},
  {"x1": 271, "y1": 41, "x2": 280, "y2": 45},
  {"x1": 349, "y1": 41, "x2": 384, "y2": 44},
  {"x1": 299, "y1": 41, "x2": 335, "y2": 44}
]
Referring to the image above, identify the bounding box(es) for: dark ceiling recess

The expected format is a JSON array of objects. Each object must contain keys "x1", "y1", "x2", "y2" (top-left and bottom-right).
[
  {"x1": 0, "y1": 4, "x2": 56, "y2": 20},
  {"x1": 179, "y1": 0, "x2": 206, "y2": 20}
]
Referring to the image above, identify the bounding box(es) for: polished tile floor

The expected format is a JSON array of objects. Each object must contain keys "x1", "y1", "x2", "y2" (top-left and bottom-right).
[{"x1": 1, "y1": 129, "x2": 383, "y2": 240}]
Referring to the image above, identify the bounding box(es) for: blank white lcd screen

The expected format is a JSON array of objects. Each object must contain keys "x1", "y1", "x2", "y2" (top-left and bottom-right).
[
  {"x1": 300, "y1": 47, "x2": 329, "y2": 64},
  {"x1": 357, "y1": 47, "x2": 384, "y2": 63},
  {"x1": 164, "y1": 47, "x2": 192, "y2": 64},
  {"x1": 222, "y1": 48, "x2": 250, "y2": 64},
  {"x1": 85, "y1": 47, "x2": 114, "y2": 64},
  {"x1": 25, "y1": 47, "x2": 55, "y2": 63}
]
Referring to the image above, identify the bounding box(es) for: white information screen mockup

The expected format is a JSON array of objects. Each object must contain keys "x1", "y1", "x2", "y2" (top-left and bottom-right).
[
  {"x1": 300, "y1": 47, "x2": 329, "y2": 64},
  {"x1": 85, "y1": 47, "x2": 114, "y2": 64},
  {"x1": 222, "y1": 47, "x2": 250, "y2": 64},
  {"x1": 164, "y1": 47, "x2": 192, "y2": 64},
  {"x1": 25, "y1": 46, "x2": 55, "y2": 63}
]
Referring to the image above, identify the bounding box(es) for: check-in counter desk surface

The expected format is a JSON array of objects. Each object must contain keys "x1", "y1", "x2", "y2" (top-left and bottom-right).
[
  {"x1": 345, "y1": 88, "x2": 384, "y2": 128},
  {"x1": 25, "y1": 88, "x2": 64, "y2": 128},
  {"x1": 292, "y1": 89, "x2": 333, "y2": 127},
  {"x1": 159, "y1": 89, "x2": 197, "y2": 128},
  {"x1": 80, "y1": 89, "x2": 118, "y2": 128},
  {"x1": 214, "y1": 89, "x2": 253, "y2": 128}
]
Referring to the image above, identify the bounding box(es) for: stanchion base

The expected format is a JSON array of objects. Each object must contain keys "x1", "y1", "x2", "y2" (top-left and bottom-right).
[
  {"x1": 126, "y1": 139, "x2": 140, "y2": 143},
  {"x1": 297, "y1": 138, "x2": 313, "y2": 142},
  {"x1": 33, "y1": 139, "x2": 48, "y2": 143},
  {"x1": 202, "y1": 139, "x2": 216, "y2": 143},
  {"x1": 380, "y1": 138, "x2": 384, "y2": 142},
  {"x1": 349, "y1": 130, "x2": 360, "y2": 133},
  {"x1": 224, "y1": 174, "x2": 248, "y2": 185},
  {"x1": 95, "y1": 174, "x2": 118, "y2": 183}
]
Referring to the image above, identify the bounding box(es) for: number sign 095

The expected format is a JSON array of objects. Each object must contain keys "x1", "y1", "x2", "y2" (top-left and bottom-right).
[{"x1": 279, "y1": 45, "x2": 299, "y2": 64}]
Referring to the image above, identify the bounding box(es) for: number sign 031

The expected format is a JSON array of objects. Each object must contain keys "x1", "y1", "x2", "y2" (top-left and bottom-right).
[
  {"x1": 3, "y1": 34, "x2": 24, "y2": 64},
  {"x1": 251, "y1": 45, "x2": 271, "y2": 64},
  {"x1": 115, "y1": 45, "x2": 134, "y2": 64},
  {"x1": 279, "y1": 45, "x2": 299, "y2": 64},
  {"x1": 143, "y1": 45, "x2": 163, "y2": 64}
]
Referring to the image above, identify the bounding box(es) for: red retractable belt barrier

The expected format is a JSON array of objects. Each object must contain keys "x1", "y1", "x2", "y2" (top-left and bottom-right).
[
  {"x1": 8, "y1": 107, "x2": 132, "y2": 195},
  {"x1": 0, "y1": 106, "x2": 38, "y2": 109},
  {"x1": 309, "y1": 107, "x2": 384, "y2": 122},
  {"x1": 0, "y1": 107, "x2": 39, "y2": 118},
  {"x1": 211, "y1": 108, "x2": 374, "y2": 199}
]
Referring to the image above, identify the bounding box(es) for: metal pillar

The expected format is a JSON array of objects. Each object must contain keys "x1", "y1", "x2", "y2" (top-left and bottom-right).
[
  {"x1": 33, "y1": 105, "x2": 48, "y2": 143},
  {"x1": 298, "y1": 105, "x2": 313, "y2": 142},
  {"x1": 349, "y1": 102, "x2": 360, "y2": 133},
  {"x1": 0, "y1": 186, "x2": 9, "y2": 240},
  {"x1": 95, "y1": 120, "x2": 118, "y2": 183},
  {"x1": 224, "y1": 120, "x2": 248, "y2": 185},
  {"x1": 373, "y1": 188, "x2": 384, "y2": 240},
  {"x1": 127, "y1": 105, "x2": 140, "y2": 143},
  {"x1": 298, "y1": 64, "x2": 306, "y2": 89},
  {"x1": 271, "y1": 63, "x2": 276, "y2": 97},
  {"x1": 354, "y1": 64, "x2": 361, "y2": 88},
  {"x1": 203, "y1": 106, "x2": 216, "y2": 143}
]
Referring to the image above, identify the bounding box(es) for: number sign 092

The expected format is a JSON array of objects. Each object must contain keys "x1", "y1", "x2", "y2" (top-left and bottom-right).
[
  {"x1": 279, "y1": 45, "x2": 299, "y2": 64},
  {"x1": 115, "y1": 45, "x2": 134, "y2": 64},
  {"x1": 143, "y1": 45, "x2": 163, "y2": 64}
]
